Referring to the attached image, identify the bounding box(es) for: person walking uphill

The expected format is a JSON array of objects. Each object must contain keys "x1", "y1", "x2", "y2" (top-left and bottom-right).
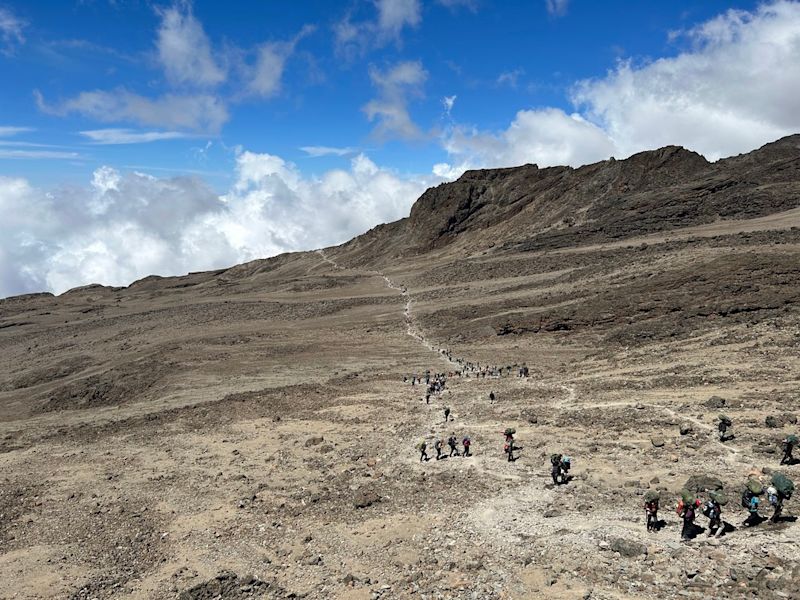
[
  {"x1": 462, "y1": 436, "x2": 471, "y2": 457},
  {"x1": 644, "y1": 491, "x2": 660, "y2": 532},
  {"x1": 703, "y1": 491, "x2": 725, "y2": 537},
  {"x1": 447, "y1": 434, "x2": 460, "y2": 457},
  {"x1": 503, "y1": 428, "x2": 516, "y2": 462},
  {"x1": 781, "y1": 434, "x2": 798, "y2": 465},
  {"x1": 418, "y1": 440, "x2": 428, "y2": 462},
  {"x1": 434, "y1": 438, "x2": 444, "y2": 461},
  {"x1": 444, "y1": 407, "x2": 451, "y2": 423},
  {"x1": 677, "y1": 491, "x2": 701, "y2": 540}
]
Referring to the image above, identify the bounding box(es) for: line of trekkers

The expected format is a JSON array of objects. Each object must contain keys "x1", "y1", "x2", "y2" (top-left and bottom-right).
[{"x1": 405, "y1": 351, "x2": 797, "y2": 542}]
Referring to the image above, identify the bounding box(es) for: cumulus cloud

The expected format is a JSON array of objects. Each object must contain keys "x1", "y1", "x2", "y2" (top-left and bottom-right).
[
  {"x1": 156, "y1": 1, "x2": 226, "y2": 87},
  {"x1": 439, "y1": 108, "x2": 616, "y2": 177},
  {"x1": 0, "y1": 5, "x2": 25, "y2": 55},
  {"x1": 545, "y1": 0, "x2": 569, "y2": 18},
  {"x1": 572, "y1": 0, "x2": 800, "y2": 160},
  {"x1": 442, "y1": 1, "x2": 800, "y2": 172},
  {"x1": 35, "y1": 89, "x2": 229, "y2": 133},
  {"x1": 0, "y1": 152, "x2": 437, "y2": 297},
  {"x1": 363, "y1": 60, "x2": 428, "y2": 140}
]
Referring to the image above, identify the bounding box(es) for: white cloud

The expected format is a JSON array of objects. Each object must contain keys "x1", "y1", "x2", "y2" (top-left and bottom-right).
[
  {"x1": 334, "y1": 0, "x2": 421, "y2": 59},
  {"x1": 497, "y1": 68, "x2": 524, "y2": 88},
  {"x1": 376, "y1": 0, "x2": 421, "y2": 37},
  {"x1": 363, "y1": 60, "x2": 428, "y2": 140},
  {"x1": 300, "y1": 146, "x2": 358, "y2": 157},
  {"x1": 443, "y1": 1, "x2": 800, "y2": 170},
  {"x1": 80, "y1": 128, "x2": 192, "y2": 144},
  {"x1": 442, "y1": 95, "x2": 456, "y2": 115},
  {"x1": 0, "y1": 153, "x2": 439, "y2": 298},
  {"x1": 0, "y1": 126, "x2": 33, "y2": 137},
  {"x1": 440, "y1": 108, "x2": 616, "y2": 177},
  {"x1": 156, "y1": 1, "x2": 226, "y2": 87},
  {"x1": 245, "y1": 25, "x2": 314, "y2": 98},
  {"x1": 0, "y1": 6, "x2": 25, "y2": 55},
  {"x1": 545, "y1": 0, "x2": 569, "y2": 18},
  {"x1": 571, "y1": 0, "x2": 800, "y2": 161},
  {"x1": 0, "y1": 149, "x2": 82, "y2": 160},
  {"x1": 36, "y1": 89, "x2": 228, "y2": 133}
]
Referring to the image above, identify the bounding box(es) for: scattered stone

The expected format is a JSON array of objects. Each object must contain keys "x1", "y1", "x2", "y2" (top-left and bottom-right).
[
  {"x1": 679, "y1": 423, "x2": 693, "y2": 435},
  {"x1": 651, "y1": 436, "x2": 665, "y2": 448},
  {"x1": 705, "y1": 396, "x2": 726, "y2": 408},
  {"x1": 610, "y1": 538, "x2": 647, "y2": 558},
  {"x1": 305, "y1": 436, "x2": 324, "y2": 447},
  {"x1": 353, "y1": 488, "x2": 381, "y2": 508},
  {"x1": 683, "y1": 474, "x2": 724, "y2": 492}
]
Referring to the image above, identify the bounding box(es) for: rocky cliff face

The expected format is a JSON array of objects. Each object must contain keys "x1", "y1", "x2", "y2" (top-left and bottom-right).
[{"x1": 334, "y1": 135, "x2": 800, "y2": 265}]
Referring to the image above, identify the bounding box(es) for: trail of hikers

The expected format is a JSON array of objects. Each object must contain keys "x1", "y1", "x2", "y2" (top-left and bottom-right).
[{"x1": 316, "y1": 249, "x2": 797, "y2": 548}]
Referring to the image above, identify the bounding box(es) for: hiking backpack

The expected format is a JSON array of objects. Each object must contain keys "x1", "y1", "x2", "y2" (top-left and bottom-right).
[{"x1": 772, "y1": 472, "x2": 795, "y2": 499}]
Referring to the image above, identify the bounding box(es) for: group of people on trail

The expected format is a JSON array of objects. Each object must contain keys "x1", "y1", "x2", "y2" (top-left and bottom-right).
[
  {"x1": 418, "y1": 434, "x2": 471, "y2": 461},
  {"x1": 550, "y1": 453, "x2": 572, "y2": 484},
  {"x1": 643, "y1": 467, "x2": 795, "y2": 541}
]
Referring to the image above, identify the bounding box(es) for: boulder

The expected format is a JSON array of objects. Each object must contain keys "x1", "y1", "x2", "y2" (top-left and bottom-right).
[
  {"x1": 705, "y1": 396, "x2": 727, "y2": 409},
  {"x1": 680, "y1": 423, "x2": 693, "y2": 435},
  {"x1": 305, "y1": 436, "x2": 325, "y2": 447},
  {"x1": 683, "y1": 474, "x2": 724, "y2": 492},
  {"x1": 651, "y1": 436, "x2": 666, "y2": 448},
  {"x1": 610, "y1": 538, "x2": 648, "y2": 558}
]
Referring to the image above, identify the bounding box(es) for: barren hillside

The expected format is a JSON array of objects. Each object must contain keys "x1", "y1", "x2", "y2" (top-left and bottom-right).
[{"x1": 2, "y1": 137, "x2": 800, "y2": 599}]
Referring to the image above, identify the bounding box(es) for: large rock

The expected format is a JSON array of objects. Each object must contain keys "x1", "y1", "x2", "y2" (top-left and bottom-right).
[
  {"x1": 679, "y1": 423, "x2": 694, "y2": 435},
  {"x1": 705, "y1": 396, "x2": 727, "y2": 409},
  {"x1": 683, "y1": 474, "x2": 724, "y2": 492},
  {"x1": 305, "y1": 436, "x2": 324, "y2": 447},
  {"x1": 610, "y1": 538, "x2": 648, "y2": 558},
  {"x1": 651, "y1": 436, "x2": 665, "y2": 448}
]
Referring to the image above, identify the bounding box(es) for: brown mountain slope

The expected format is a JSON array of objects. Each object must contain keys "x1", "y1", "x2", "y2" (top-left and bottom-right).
[{"x1": 333, "y1": 134, "x2": 800, "y2": 266}]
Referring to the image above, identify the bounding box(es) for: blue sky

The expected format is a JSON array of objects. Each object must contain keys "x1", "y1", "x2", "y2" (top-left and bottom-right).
[{"x1": 1, "y1": 0, "x2": 800, "y2": 297}]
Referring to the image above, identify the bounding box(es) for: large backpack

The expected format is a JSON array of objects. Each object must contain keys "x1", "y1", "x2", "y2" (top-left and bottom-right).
[
  {"x1": 718, "y1": 415, "x2": 732, "y2": 426},
  {"x1": 772, "y1": 472, "x2": 795, "y2": 499},
  {"x1": 550, "y1": 453, "x2": 562, "y2": 466}
]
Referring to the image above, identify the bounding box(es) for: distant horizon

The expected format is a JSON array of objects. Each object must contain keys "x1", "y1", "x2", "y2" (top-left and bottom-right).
[{"x1": 2, "y1": 0, "x2": 800, "y2": 298}]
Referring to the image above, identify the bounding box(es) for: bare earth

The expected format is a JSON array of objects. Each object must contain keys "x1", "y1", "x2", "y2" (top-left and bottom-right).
[{"x1": 2, "y1": 140, "x2": 800, "y2": 599}]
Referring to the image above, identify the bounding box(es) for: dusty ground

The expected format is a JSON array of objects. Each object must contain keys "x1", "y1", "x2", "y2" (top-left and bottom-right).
[{"x1": 2, "y1": 170, "x2": 800, "y2": 597}]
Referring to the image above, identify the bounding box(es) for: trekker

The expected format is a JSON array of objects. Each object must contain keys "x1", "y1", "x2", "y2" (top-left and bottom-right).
[
  {"x1": 550, "y1": 454, "x2": 571, "y2": 484},
  {"x1": 426, "y1": 393, "x2": 431, "y2": 405},
  {"x1": 462, "y1": 436, "x2": 471, "y2": 457},
  {"x1": 741, "y1": 479, "x2": 764, "y2": 527},
  {"x1": 444, "y1": 407, "x2": 451, "y2": 423},
  {"x1": 644, "y1": 491, "x2": 660, "y2": 532},
  {"x1": 418, "y1": 440, "x2": 428, "y2": 462},
  {"x1": 676, "y1": 491, "x2": 701, "y2": 540},
  {"x1": 718, "y1": 415, "x2": 732, "y2": 442},
  {"x1": 503, "y1": 428, "x2": 516, "y2": 462},
  {"x1": 447, "y1": 434, "x2": 460, "y2": 457},
  {"x1": 781, "y1": 434, "x2": 798, "y2": 465},
  {"x1": 703, "y1": 491, "x2": 725, "y2": 537},
  {"x1": 768, "y1": 472, "x2": 794, "y2": 523},
  {"x1": 434, "y1": 438, "x2": 444, "y2": 461},
  {"x1": 489, "y1": 391, "x2": 495, "y2": 404}
]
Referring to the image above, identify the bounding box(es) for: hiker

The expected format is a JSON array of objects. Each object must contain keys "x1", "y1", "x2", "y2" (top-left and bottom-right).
[
  {"x1": 718, "y1": 415, "x2": 732, "y2": 442},
  {"x1": 426, "y1": 393, "x2": 431, "y2": 405},
  {"x1": 703, "y1": 491, "x2": 725, "y2": 537},
  {"x1": 781, "y1": 434, "x2": 797, "y2": 465},
  {"x1": 489, "y1": 391, "x2": 495, "y2": 404},
  {"x1": 418, "y1": 440, "x2": 428, "y2": 462},
  {"x1": 447, "y1": 434, "x2": 460, "y2": 457},
  {"x1": 434, "y1": 438, "x2": 444, "y2": 460},
  {"x1": 741, "y1": 479, "x2": 764, "y2": 527},
  {"x1": 444, "y1": 407, "x2": 451, "y2": 423},
  {"x1": 676, "y1": 491, "x2": 701, "y2": 540},
  {"x1": 550, "y1": 454, "x2": 571, "y2": 485},
  {"x1": 644, "y1": 491, "x2": 660, "y2": 532},
  {"x1": 768, "y1": 472, "x2": 794, "y2": 523},
  {"x1": 503, "y1": 428, "x2": 516, "y2": 462},
  {"x1": 462, "y1": 436, "x2": 471, "y2": 457}
]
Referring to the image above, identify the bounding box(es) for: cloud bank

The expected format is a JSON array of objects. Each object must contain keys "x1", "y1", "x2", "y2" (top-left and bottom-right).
[{"x1": 0, "y1": 153, "x2": 436, "y2": 297}]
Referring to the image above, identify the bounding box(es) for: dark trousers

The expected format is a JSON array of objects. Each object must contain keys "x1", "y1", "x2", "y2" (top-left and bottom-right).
[
  {"x1": 449, "y1": 445, "x2": 459, "y2": 457},
  {"x1": 681, "y1": 518, "x2": 694, "y2": 539},
  {"x1": 420, "y1": 450, "x2": 427, "y2": 462}
]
